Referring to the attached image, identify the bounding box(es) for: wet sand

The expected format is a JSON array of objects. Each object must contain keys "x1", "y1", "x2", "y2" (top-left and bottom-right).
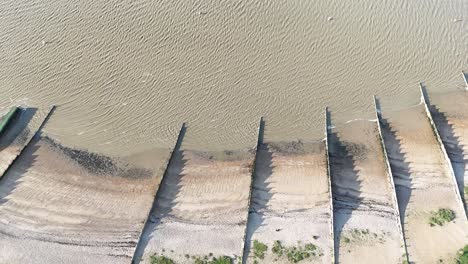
[
  {"x1": 426, "y1": 89, "x2": 468, "y2": 213},
  {"x1": 328, "y1": 120, "x2": 403, "y2": 264},
  {"x1": 244, "y1": 139, "x2": 333, "y2": 264},
  {"x1": 0, "y1": 107, "x2": 51, "y2": 180},
  {"x1": 0, "y1": 136, "x2": 175, "y2": 263},
  {"x1": 136, "y1": 131, "x2": 256, "y2": 263},
  {"x1": 380, "y1": 104, "x2": 468, "y2": 263}
]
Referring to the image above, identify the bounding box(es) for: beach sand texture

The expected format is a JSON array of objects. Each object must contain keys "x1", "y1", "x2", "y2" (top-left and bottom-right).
[
  {"x1": 0, "y1": 136, "x2": 174, "y2": 264},
  {"x1": 427, "y1": 89, "x2": 468, "y2": 213},
  {"x1": 244, "y1": 138, "x2": 333, "y2": 264},
  {"x1": 137, "y1": 129, "x2": 256, "y2": 264},
  {"x1": 380, "y1": 103, "x2": 468, "y2": 263},
  {"x1": 328, "y1": 120, "x2": 403, "y2": 264}
]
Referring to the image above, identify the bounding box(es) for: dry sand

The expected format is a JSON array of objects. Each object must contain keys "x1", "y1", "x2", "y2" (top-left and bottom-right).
[
  {"x1": 380, "y1": 104, "x2": 468, "y2": 263},
  {"x1": 328, "y1": 120, "x2": 404, "y2": 264},
  {"x1": 427, "y1": 89, "x2": 468, "y2": 213},
  {"x1": 0, "y1": 136, "x2": 174, "y2": 264},
  {"x1": 244, "y1": 140, "x2": 333, "y2": 264},
  {"x1": 137, "y1": 144, "x2": 255, "y2": 263}
]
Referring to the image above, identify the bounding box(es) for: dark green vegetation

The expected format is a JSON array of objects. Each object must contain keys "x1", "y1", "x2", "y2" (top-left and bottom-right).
[
  {"x1": 457, "y1": 245, "x2": 468, "y2": 264},
  {"x1": 0, "y1": 106, "x2": 17, "y2": 135},
  {"x1": 253, "y1": 240, "x2": 268, "y2": 259},
  {"x1": 271, "y1": 240, "x2": 319, "y2": 263},
  {"x1": 428, "y1": 208, "x2": 456, "y2": 226},
  {"x1": 341, "y1": 228, "x2": 383, "y2": 244},
  {"x1": 150, "y1": 253, "x2": 234, "y2": 264},
  {"x1": 150, "y1": 255, "x2": 175, "y2": 264},
  {"x1": 194, "y1": 255, "x2": 233, "y2": 264}
]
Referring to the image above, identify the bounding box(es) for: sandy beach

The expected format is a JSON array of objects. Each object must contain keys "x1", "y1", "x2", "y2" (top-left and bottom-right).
[
  {"x1": 379, "y1": 103, "x2": 468, "y2": 263},
  {"x1": 0, "y1": 0, "x2": 467, "y2": 263},
  {"x1": 0, "y1": 135, "x2": 175, "y2": 264},
  {"x1": 328, "y1": 120, "x2": 404, "y2": 263},
  {"x1": 136, "y1": 128, "x2": 256, "y2": 263},
  {"x1": 244, "y1": 137, "x2": 333, "y2": 263},
  {"x1": 426, "y1": 88, "x2": 468, "y2": 213}
]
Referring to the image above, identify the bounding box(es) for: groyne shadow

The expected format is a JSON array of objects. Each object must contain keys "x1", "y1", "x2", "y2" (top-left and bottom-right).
[
  {"x1": 328, "y1": 129, "x2": 362, "y2": 264},
  {"x1": 0, "y1": 107, "x2": 54, "y2": 205},
  {"x1": 422, "y1": 87, "x2": 466, "y2": 212},
  {"x1": 242, "y1": 118, "x2": 274, "y2": 263},
  {"x1": 242, "y1": 143, "x2": 274, "y2": 263},
  {"x1": 132, "y1": 124, "x2": 187, "y2": 264},
  {"x1": 378, "y1": 116, "x2": 413, "y2": 259},
  {"x1": 0, "y1": 137, "x2": 40, "y2": 206}
]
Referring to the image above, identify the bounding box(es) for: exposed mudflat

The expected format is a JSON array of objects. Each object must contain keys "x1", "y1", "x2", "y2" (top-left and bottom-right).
[
  {"x1": 329, "y1": 120, "x2": 403, "y2": 264},
  {"x1": 136, "y1": 138, "x2": 256, "y2": 263},
  {"x1": 244, "y1": 139, "x2": 332, "y2": 264},
  {"x1": 380, "y1": 104, "x2": 468, "y2": 263},
  {"x1": 0, "y1": 136, "x2": 174, "y2": 264}
]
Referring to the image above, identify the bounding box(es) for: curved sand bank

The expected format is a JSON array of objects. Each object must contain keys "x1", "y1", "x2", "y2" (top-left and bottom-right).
[
  {"x1": 328, "y1": 120, "x2": 403, "y2": 264},
  {"x1": 426, "y1": 89, "x2": 468, "y2": 212},
  {"x1": 380, "y1": 104, "x2": 468, "y2": 263},
  {"x1": 0, "y1": 136, "x2": 174, "y2": 263},
  {"x1": 137, "y1": 136, "x2": 256, "y2": 263},
  {"x1": 244, "y1": 139, "x2": 333, "y2": 264}
]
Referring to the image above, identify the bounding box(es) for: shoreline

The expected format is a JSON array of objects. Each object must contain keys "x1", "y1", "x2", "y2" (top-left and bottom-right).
[{"x1": 1, "y1": 88, "x2": 468, "y2": 263}]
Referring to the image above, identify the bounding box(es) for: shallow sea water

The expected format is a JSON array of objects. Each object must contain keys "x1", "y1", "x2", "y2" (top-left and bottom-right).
[{"x1": 0, "y1": 0, "x2": 466, "y2": 154}]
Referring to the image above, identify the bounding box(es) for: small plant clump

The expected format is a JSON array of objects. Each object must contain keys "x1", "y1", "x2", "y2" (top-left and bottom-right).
[
  {"x1": 253, "y1": 240, "x2": 268, "y2": 259},
  {"x1": 429, "y1": 208, "x2": 456, "y2": 226},
  {"x1": 402, "y1": 253, "x2": 409, "y2": 264},
  {"x1": 456, "y1": 245, "x2": 468, "y2": 264},
  {"x1": 272, "y1": 240, "x2": 284, "y2": 256},
  {"x1": 150, "y1": 254, "x2": 175, "y2": 264},
  {"x1": 271, "y1": 240, "x2": 319, "y2": 263},
  {"x1": 194, "y1": 255, "x2": 233, "y2": 264}
]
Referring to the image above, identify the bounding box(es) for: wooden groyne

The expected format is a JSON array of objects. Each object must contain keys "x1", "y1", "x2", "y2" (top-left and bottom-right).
[
  {"x1": 463, "y1": 71, "x2": 468, "y2": 91},
  {"x1": 0, "y1": 107, "x2": 18, "y2": 135},
  {"x1": 324, "y1": 107, "x2": 335, "y2": 264},
  {"x1": 241, "y1": 117, "x2": 264, "y2": 264},
  {"x1": 373, "y1": 96, "x2": 409, "y2": 264},
  {"x1": 2, "y1": 74, "x2": 468, "y2": 263},
  {"x1": 420, "y1": 84, "x2": 467, "y2": 219},
  {"x1": 132, "y1": 123, "x2": 187, "y2": 264},
  {"x1": 377, "y1": 98, "x2": 468, "y2": 263},
  {"x1": 327, "y1": 107, "x2": 404, "y2": 263},
  {"x1": 0, "y1": 106, "x2": 55, "y2": 180}
]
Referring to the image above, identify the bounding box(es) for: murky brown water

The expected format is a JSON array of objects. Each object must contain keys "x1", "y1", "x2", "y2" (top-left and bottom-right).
[{"x1": 0, "y1": 0, "x2": 466, "y2": 155}]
